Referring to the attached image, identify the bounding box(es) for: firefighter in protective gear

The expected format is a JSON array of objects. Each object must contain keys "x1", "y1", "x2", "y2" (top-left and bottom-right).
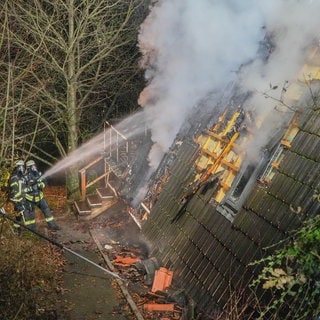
[
  {"x1": 24, "y1": 160, "x2": 60, "y2": 231},
  {"x1": 8, "y1": 160, "x2": 28, "y2": 234}
]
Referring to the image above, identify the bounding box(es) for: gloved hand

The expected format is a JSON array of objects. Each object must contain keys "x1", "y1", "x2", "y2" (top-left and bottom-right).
[
  {"x1": 37, "y1": 181, "x2": 45, "y2": 190},
  {"x1": 24, "y1": 186, "x2": 33, "y2": 193},
  {"x1": 16, "y1": 203, "x2": 25, "y2": 213}
]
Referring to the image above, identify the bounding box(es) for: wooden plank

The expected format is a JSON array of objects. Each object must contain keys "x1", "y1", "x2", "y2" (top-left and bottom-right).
[
  {"x1": 79, "y1": 199, "x2": 117, "y2": 220},
  {"x1": 74, "y1": 200, "x2": 91, "y2": 215}
]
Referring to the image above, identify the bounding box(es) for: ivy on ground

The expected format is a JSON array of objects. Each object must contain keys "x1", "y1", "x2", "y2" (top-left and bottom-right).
[{"x1": 250, "y1": 215, "x2": 320, "y2": 320}]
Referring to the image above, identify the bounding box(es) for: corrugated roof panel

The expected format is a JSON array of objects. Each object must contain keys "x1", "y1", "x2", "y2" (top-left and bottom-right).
[
  {"x1": 199, "y1": 260, "x2": 217, "y2": 287},
  {"x1": 182, "y1": 267, "x2": 195, "y2": 285},
  {"x1": 143, "y1": 215, "x2": 161, "y2": 239},
  {"x1": 193, "y1": 224, "x2": 209, "y2": 249},
  {"x1": 164, "y1": 174, "x2": 188, "y2": 198},
  {"x1": 289, "y1": 187, "x2": 315, "y2": 212},
  {"x1": 210, "y1": 274, "x2": 230, "y2": 307},
  {"x1": 306, "y1": 199, "x2": 320, "y2": 217},
  {"x1": 207, "y1": 241, "x2": 226, "y2": 266},
  {"x1": 194, "y1": 200, "x2": 214, "y2": 221},
  {"x1": 233, "y1": 210, "x2": 284, "y2": 248},
  {"x1": 228, "y1": 231, "x2": 261, "y2": 265},
  {"x1": 190, "y1": 214, "x2": 248, "y2": 272},
  {"x1": 185, "y1": 246, "x2": 201, "y2": 267},
  {"x1": 154, "y1": 195, "x2": 172, "y2": 217},
  {"x1": 156, "y1": 179, "x2": 180, "y2": 205},
  {"x1": 269, "y1": 174, "x2": 311, "y2": 210},
  {"x1": 196, "y1": 291, "x2": 214, "y2": 314},
  {"x1": 268, "y1": 173, "x2": 313, "y2": 209},
  {"x1": 298, "y1": 108, "x2": 320, "y2": 135},
  {"x1": 153, "y1": 212, "x2": 175, "y2": 239},
  {"x1": 183, "y1": 200, "x2": 207, "y2": 224},
  {"x1": 211, "y1": 213, "x2": 233, "y2": 237},
  {"x1": 178, "y1": 140, "x2": 200, "y2": 164},
  {"x1": 216, "y1": 225, "x2": 238, "y2": 249},
  {"x1": 244, "y1": 188, "x2": 269, "y2": 212},
  {"x1": 206, "y1": 211, "x2": 231, "y2": 234},
  {"x1": 215, "y1": 252, "x2": 239, "y2": 279},
  {"x1": 267, "y1": 173, "x2": 288, "y2": 198},
  {"x1": 161, "y1": 175, "x2": 180, "y2": 196},
  {"x1": 190, "y1": 252, "x2": 206, "y2": 275},
  {"x1": 196, "y1": 206, "x2": 218, "y2": 228},
  {"x1": 230, "y1": 263, "x2": 253, "y2": 290},
  {"x1": 202, "y1": 236, "x2": 219, "y2": 257},
  {"x1": 291, "y1": 131, "x2": 320, "y2": 161},
  {"x1": 194, "y1": 255, "x2": 211, "y2": 278},
  {"x1": 202, "y1": 265, "x2": 220, "y2": 290},
  {"x1": 171, "y1": 160, "x2": 194, "y2": 182},
  {"x1": 279, "y1": 150, "x2": 320, "y2": 186},
  {"x1": 245, "y1": 190, "x2": 300, "y2": 231}
]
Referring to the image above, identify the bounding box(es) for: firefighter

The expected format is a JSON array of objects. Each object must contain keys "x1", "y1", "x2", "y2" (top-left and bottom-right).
[
  {"x1": 8, "y1": 160, "x2": 28, "y2": 235},
  {"x1": 24, "y1": 160, "x2": 60, "y2": 231}
]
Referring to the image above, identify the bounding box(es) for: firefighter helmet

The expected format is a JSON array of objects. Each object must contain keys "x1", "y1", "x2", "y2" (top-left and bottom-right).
[
  {"x1": 26, "y1": 160, "x2": 36, "y2": 168},
  {"x1": 15, "y1": 160, "x2": 25, "y2": 167},
  {"x1": 15, "y1": 160, "x2": 25, "y2": 174}
]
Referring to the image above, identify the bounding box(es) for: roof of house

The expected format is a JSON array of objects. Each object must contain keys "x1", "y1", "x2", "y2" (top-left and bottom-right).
[{"x1": 141, "y1": 105, "x2": 320, "y2": 316}]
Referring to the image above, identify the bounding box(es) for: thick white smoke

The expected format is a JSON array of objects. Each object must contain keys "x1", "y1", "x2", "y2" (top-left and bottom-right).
[{"x1": 138, "y1": 0, "x2": 320, "y2": 168}]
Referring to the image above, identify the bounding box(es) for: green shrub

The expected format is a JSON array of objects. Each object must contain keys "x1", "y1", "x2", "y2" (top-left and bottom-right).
[{"x1": 250, "y1": 215, "x2": 320, "y2": 320}]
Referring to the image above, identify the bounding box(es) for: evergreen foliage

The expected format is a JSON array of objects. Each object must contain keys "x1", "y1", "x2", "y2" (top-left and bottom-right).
[{"x1": 250, "y1": 215, "x2": 320, "y2": 319}]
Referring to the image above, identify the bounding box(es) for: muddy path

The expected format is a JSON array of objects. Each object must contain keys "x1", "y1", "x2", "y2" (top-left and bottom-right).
[{"x1": 51, "y1": 201, "x2": 149, "y2": 320}]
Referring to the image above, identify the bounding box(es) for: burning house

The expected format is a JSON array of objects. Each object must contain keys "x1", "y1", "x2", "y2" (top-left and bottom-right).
[
  {"x1": 74, "y1": 47, "x2": 320, "y2": 319},
  {"x1": 73, "y1": 2, "x2": 320, "y2": 318},
  {"x1": 130, "y1": 48, "x2": 320, "y2": 318}
]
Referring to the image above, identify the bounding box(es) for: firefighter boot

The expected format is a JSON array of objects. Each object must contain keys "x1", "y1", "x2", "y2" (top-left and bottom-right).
[
  {"x1": 47, "y1": 221, "x2": 61, "y2": 231},
  {"x1": 13, "y1": 213, "x2": 23, "y2": 236},
  {"x1": 13, "y1": 225, "x2": 22, "y2": 236}
]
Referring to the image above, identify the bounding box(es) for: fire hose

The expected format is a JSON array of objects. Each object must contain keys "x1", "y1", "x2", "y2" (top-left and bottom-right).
[{"x1": 0, "y1": 207, "x2": 122, "y2": 281}]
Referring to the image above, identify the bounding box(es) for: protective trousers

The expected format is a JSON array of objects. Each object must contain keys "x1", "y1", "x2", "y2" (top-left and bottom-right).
[
  {"x1": 12, "y1": 203, "x2": 26, "y2": 233},
  {"x1": 26, "y1": 198, "x2": 59, "y2": 230}
]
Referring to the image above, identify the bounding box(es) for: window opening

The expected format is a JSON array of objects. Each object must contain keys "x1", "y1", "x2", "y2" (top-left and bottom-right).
[
  {"x1": 259, "y1": 113, "x2": 299, "y2": 185},
  {"x1": 230, "y1": 164, "x2": 256, "y2": 201}
]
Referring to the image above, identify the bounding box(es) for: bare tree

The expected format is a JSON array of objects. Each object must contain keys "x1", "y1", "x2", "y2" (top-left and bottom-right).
[{"x1": 0, "y1": 0, "x2": 149, "y2": 197}]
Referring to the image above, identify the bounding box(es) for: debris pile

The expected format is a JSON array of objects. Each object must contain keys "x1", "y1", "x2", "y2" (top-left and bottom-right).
[{"x1": 97, "y1": 236, "x2": 190, "y2": 320}]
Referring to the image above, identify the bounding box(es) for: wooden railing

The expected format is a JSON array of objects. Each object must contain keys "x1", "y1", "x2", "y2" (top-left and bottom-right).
[
  {"x1": 104, "y1": 121, "x2": 129, "y2": 162},
  {"x1": 79, "y1": 121, "x2": 131, "y2": 200},
  {"x1": 79, "y1": 156, "x2": 108, "y2": 200}
]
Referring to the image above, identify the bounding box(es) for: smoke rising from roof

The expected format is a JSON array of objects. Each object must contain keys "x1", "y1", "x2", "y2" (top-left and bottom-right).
[{"x1": 138, "y1": 0, "x2": 320, "y2": 167}]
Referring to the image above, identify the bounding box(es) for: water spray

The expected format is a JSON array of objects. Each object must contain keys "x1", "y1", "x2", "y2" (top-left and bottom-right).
[
  {"x1": 0, "y1": 207, "x2": 122, "y2": 281},
  {"x1": 42, "y1": 110, "x2": 148, "y2": 180}
]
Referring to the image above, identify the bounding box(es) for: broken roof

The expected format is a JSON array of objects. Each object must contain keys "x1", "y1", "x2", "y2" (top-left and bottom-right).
[{"x1": 140, "y1": 101, "x2": 320, "y2": 317}]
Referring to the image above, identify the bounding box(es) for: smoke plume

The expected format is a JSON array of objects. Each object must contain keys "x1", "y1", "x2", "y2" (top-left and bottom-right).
[{"x1": 138, "y1": 0, "x2": 320, "y2": 167}]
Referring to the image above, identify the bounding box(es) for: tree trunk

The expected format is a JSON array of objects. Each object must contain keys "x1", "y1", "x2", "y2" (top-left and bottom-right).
[{"x1": 66, "y1": 0, "x2": 80, "y2": 199}]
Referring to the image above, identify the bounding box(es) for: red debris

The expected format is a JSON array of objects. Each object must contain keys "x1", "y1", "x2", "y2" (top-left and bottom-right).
[
  {"x1": 151, "y1": 267, "x2": 173, "y2": 293},
  {"x1": 112, "y1": 255, "x2": 140, "y2": 266},
  {"x1": 143, "y1": 303, "x2": 175, "y2": 312}
]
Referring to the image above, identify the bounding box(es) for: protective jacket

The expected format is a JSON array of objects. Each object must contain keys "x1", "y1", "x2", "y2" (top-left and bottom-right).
[
  {"x1": 24, "y1": 164, "x2": 60, "y2": 231},
  {"x1": 8, "y1": 165, "x2": 28, "y2": 231},
  {"x1": 9, "y1": 170, "x2": 27, "y2": 212},
  {"x1": 25, "y1": 170, "x2": 46, "y2": 203}
]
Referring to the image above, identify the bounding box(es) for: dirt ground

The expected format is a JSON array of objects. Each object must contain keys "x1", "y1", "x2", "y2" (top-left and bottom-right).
[
  {"x1": 35, "y1": 186, "x2": 189, "y2": 320},
  {"x1": 47, "y1": 200, "x2": 151, "y2": 320}
]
